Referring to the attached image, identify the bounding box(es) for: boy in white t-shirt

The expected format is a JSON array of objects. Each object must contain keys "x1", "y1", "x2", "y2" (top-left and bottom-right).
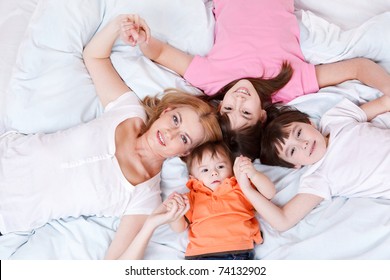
[{"x1": 253, "y1": 95, "x2": 390, "y2": 232}]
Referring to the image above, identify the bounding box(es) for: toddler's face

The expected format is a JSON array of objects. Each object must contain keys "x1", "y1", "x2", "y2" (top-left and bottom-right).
[
  {"x1": 190, "y1": 151, "x2": 233, "y2": 191},
  {"x1": 277, "y1": 122, "x2": 328, "y2": 168}
]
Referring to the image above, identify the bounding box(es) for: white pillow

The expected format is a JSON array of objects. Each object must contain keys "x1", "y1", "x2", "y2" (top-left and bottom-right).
[
  {"x1": 4, "y1": 0, "x2": 215, "y2": 134},
  {"x1": 295, "y1": 0, "x2": 390, "y2": 29}
]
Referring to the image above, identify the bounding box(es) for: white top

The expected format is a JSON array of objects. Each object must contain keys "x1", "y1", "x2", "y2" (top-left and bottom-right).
[
  {"x1": 298, "y1": 99, "x2": 390, "y2": 200},
  {"x1": 0, "y1": 93, "x2": 162, "y2": 234}
]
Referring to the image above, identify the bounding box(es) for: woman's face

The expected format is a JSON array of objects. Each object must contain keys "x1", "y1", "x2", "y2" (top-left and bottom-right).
[
  {"x1": 146, "y1": 107, "x2": 205, "y2": 158},
  {"x1": 220, "y1": 79, "x2": 266, "y2": 130}
]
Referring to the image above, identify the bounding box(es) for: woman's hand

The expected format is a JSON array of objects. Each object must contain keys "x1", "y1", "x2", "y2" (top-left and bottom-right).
[
  {"x1": 119, "y1": 14, "x2": 150, "y2": 46},
  {"x1": 146, "y1": 194, "x2": 189, "y2": 228}
]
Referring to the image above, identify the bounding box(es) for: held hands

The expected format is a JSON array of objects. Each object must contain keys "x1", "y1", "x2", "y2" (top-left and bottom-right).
[
  {"x1": 233, "y1": 155, "x2": 276, "y2": 199},
  {"x1": 146, "y1": 192, "x2": 189, "y2": 229},
  {"x1": 118, "y1": 14, "x2": 150, "y2": 46},
  {"x1": 233, "y1": 155, "x2": 254, "y2": 190}
]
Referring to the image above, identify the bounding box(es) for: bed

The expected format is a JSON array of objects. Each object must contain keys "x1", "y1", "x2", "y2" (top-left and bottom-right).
[{"x1": 1, "y1": 0, "x2": 390, "y2": 260}]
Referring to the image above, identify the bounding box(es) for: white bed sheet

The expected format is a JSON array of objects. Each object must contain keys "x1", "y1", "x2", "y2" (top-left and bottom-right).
[{"x1": 1, "y1": 0, "x2": 390, "y2": 260}]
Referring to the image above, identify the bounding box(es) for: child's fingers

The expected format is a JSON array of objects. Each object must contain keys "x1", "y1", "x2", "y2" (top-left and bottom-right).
[
  {"x1": 131, "y1": 14, "x2": 140, "y2": 31},
  {"x1": 171, "y1": 194, "x2": 185, "y2": 207},
  {"x1": 138, "y1": 18, "x2": 150, "y2": 43}
]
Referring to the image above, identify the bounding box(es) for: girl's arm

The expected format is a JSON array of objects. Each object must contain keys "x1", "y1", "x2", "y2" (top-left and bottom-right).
[
  {"x1": 360, "y1": 95, "x2": 390, "y2": 121},
  {"x1": 138, "y1": 36, "x2": 193, "y2": 77},
  {"x1": 83, "y1": 14, "x2": 150, "y2": 107},
  {"x1": 233, "y1": 156, "x2": 275, "y2": 199},
  {"x1": 315, "y1": 58, "x2": 390, "y2": 97}
]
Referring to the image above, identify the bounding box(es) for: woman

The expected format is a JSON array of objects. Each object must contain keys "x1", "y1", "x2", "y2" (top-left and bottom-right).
[{"x1": 0, "y1": 14, "x2": 222, "y2": 259}]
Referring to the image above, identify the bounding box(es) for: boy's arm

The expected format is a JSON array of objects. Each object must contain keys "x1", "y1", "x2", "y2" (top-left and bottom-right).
[
  {"x1": 234, "y1": 156, "x2": 275, "y2": 199},
  {"x1": 242, "y1": 187, "x2": 323, "y2": 232},
  {"x1": 247, "y1": 171, "x2": 276, "y2": 199},
  {"x1": 139, "y1": 37, "x2": 194, "y2": 77},
  {"x1": 360, "y1": 95, "x2": 390, "y2": 121},
  {"x1": 315, "y1": 58, "x2": 390, "y2": 98}
]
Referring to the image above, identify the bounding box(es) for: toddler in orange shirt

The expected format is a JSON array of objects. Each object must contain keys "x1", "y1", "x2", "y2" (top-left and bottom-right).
[{"x1": 169, "y1": 141, "x2": 275, "y2": 260}]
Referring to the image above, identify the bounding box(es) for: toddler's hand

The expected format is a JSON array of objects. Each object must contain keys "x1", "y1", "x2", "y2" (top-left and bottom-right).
[
  {"x1": 237, "y1": 156, "x2": 257, "y2": 180},
  {"x1": 233, "y1": 156, "x2": 251, "y2": 189}
]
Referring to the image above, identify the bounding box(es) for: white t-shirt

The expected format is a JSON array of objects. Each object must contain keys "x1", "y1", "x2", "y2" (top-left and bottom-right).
[
  {"x1": 298, "y1": 99, "x2": 390, "y2": 200},
  {"x1": 0, "y1": 93, "x2": 162, "y2": 234}
]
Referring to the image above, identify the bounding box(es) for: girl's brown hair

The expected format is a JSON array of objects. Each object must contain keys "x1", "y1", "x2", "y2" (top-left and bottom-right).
[
  {"x1": 201, "y1": 62, "x2": 293, "y2": 160},
  {"x1": 204, "y1": 61, "x2": 293, "y2": 114},
  {"x1": 141, "y1": 89, "x2": 223, "y2": 146}
]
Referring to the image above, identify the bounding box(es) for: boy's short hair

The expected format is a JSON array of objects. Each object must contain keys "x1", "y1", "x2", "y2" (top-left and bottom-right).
[
  {"x1": 260, "y1": 106, "x2": 311, "y2": 168},
  {"x1": 183, "y1": 141, "x2": 234, "y2": 173}
]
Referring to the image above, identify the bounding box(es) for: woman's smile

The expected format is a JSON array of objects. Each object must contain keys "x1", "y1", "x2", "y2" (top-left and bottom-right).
[{"x1": 157, "y1": 131, "x2": 166, "y2": 146}]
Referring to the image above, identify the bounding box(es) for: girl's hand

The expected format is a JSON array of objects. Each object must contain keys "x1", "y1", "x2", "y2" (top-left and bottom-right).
[{"x1": 118, "y1": 14, "x2": 150, "y2": 46}]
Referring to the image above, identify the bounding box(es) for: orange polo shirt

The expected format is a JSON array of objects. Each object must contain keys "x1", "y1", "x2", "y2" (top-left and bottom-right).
[{"x1": 185, "y1": 177, "x2": 262, "y2": 257}]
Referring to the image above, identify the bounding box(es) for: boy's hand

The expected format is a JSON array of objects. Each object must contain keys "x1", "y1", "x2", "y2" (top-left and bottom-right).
[
  {"x1": 233, "y1": 156, "x2": 251, "y2": 189},
  {"x1": 119, "y1": 14, "x2": 150, "y2": 46},
  {"x1": 236, "y1": 156, "x2": 258, "y2": 180}
]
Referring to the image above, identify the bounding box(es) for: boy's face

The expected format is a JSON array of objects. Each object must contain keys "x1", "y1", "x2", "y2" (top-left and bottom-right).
[
  {"x1": 277, "y1": 122, "x2": 328, "y2": 168},
  {"x1": 190, "y1": 150, "x2": 233, "y2": 191}
]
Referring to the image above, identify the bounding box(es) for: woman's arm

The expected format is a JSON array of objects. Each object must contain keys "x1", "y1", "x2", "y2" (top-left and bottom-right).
[
  {"x1": 315, "y1": 58, "x2": 390, "y2": 97},
  {"x1": 83, "y1": 14, "x2": 150, "y2": 107},
  {"x1": 109, "y1": 198, "x2": 189, "y2": 259},
  {"x1": 105, "y1": 214, "x2": 148, "y2": 259}
]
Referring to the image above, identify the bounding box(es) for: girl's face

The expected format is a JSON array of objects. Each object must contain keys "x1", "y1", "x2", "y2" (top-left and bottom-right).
[
  {"x1": 146, "y1": 107, "x2": 205, "y2": 158},
  {"x1": 190, "y1": 150, "x2": 233, "y2": 191},
  {"x1": 220, "y1": 79, "x2": 266, "y2": 130},
  {"x1": 277, "y1": 122, "x2": 328, "y2": 168}
]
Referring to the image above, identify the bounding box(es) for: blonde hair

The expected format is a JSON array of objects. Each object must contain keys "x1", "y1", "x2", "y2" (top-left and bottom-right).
[{"x1": 141, "y1": 88, "x2": 222, "y2": 146}]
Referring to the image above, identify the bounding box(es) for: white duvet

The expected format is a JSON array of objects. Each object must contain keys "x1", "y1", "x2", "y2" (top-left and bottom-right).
[{"x1": 1, "y1": 0, "x2": 390, "y2": 259}]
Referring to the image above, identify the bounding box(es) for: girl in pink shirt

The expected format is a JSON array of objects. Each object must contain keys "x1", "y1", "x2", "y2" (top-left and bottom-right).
[{"x1": 121, "y1": 0, "x2": 390, "y2": 158}]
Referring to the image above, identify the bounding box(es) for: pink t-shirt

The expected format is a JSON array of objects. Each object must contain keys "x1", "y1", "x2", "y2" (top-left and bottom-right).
[{"x1": 184, "y1": 0, "x2": 319, "y2": 103}]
